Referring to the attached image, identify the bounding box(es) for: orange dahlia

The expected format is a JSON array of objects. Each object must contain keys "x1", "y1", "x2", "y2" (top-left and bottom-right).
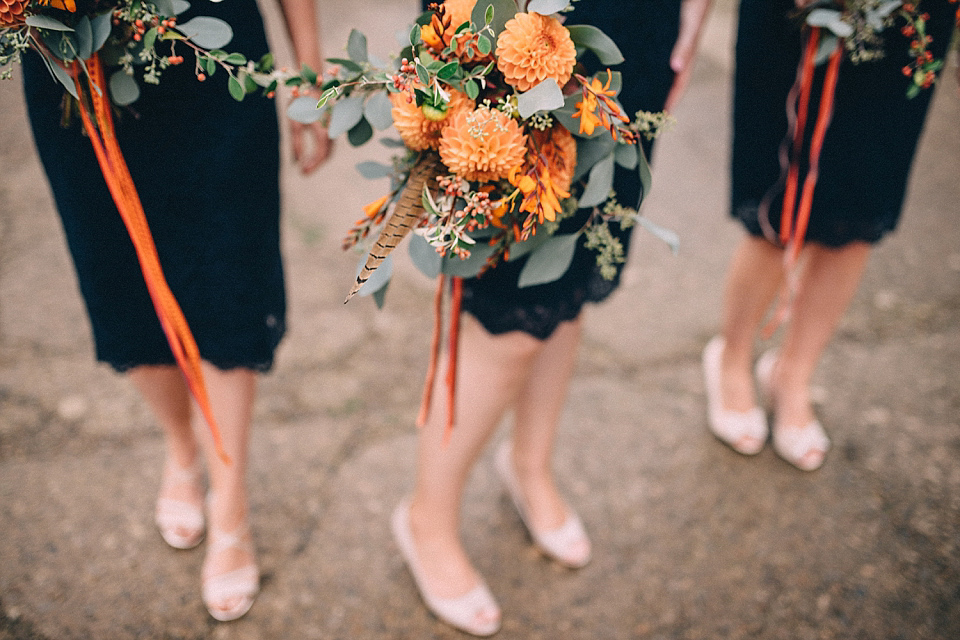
[
  {"x1": 439, "y1": 106, "x2": 527, "y2": 182},
  {"x1": 442, "y1": 0, "x2": 476, "y2": 36},
  {"x1": 0, "y1": 0, "x2": 27, "y2": 26},
  {"x1": 495, "y1": 12, "x2": 577, "y2": 92},
  {"x1": 390, "y1": 87, "x2": 474, "y2": 151}
]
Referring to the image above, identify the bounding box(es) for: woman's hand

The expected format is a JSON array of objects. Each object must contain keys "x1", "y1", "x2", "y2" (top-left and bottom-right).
[
  {"x1": 665, "y1": 0, "x2": 712, "y2": 112},
  {"x1": 289, "y1": 119, "x2": 332, "y2": 174}
]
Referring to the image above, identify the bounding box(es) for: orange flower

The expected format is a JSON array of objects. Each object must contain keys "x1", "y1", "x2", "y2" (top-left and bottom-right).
[
  {"x1": 0, "y1": 0, "x2": 28, "y2": 25},
  {"x1": 572, "y1": 70, "x2": 628, "y2": 137},
  {"x1": 420, "y1": 23, "x2": 443, "y2": 49},
  {"x1": 390, "y1": 86, "x2": 474, "y2": 151},
  {"x1": 532, "y1": 124, "x2": 576, "y2": 193},
  {"x1": 496, "y1": 12, "x2": 577, "y2": 92},
  {"x1": 38, "y1": 0, "x2": 76, "y2": 11},
  {"x1": 443, "y1": 0, "x2": 476, "y2": 37},
  {"x1": 439, "y1": 106, "x2": 528, "y2": 182},
  {"x1": 362, "y1": 194, "x2": 390, "y2": 219}
]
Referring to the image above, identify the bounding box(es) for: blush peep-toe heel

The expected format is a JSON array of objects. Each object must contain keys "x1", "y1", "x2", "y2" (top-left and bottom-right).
[
  {"x1": 391, "y1": 499, "x2": 501, "y2": 637},
  {"x1": 702, "y1": 336, "x2": 769, "y2": 455},
  {"x1": 155, "y1": 456, "x2": 205, "y2": 550},
  {"x1": 755, "y1": 349, "x2": 830, "y2": 471},
  {"x1": 202, "y1": 496, "x2": 259, "y2": 622},
  {"x1": 494, "y1": 441, "x2": 591, "y2": 569}
]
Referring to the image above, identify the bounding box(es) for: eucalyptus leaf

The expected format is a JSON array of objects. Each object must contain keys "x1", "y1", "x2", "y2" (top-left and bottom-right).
[
  {"x1": 347, "y1": 29, "x2": 369, "y2": 63},
  {"x1": 363, "y1": 91, "x2": 394, "y2": 130},
  {"x1": 506, "y1": 230, "x2": 550, "y2": 262},
  {"x1": 526, "y1": 0, "x2": 570, "y2": 15},
  {"x1": 409, "y1": 234, "x2": 443, "y2": 278},
  {"x1": 355, "y1": 253, "x2": 393, "y2": 297},
  {"x1": 614, "y1": 143, "x2": 638, "y2": 170},
  {"x1": 356, "y1": 161, "x2": 394, "y2": 179},
  {"x1": 372, "y1": 280, "x2": 390, "y2": 308},
  {"x1": 171, "y1": 0, "x2": 191, "y2": 14},
  {"x1": 178, "y1": 16, "x2": 234, "y2": 49},
  {"x1": 75, "y1": 16, "x2": 93, "y2": 60},
  {"x1": 90, "y1": 12, "x2": 112, "y2": 54},
  {"x1": 517, "y1": 78, "x2": 564, "y2": 119},
  {"x1": 347, "y1": 117, "x2": 374, "y2": 146},
  {"x1": 38, "y1": 52, "x2": 79, "y2": 99},
  {"x1": 471, "y1": 0, "x2": 516, "y2": 36},
  {"x1": 635, "y1": 144, "x2": 652, "y2": 209},
  {"x1": 25, "y1": 15, "x2": 73, "y2": 31},
  {"x1": 153, "y1": 0, "x2": 176, "y2": 16},
  {"x1": 578, "y1": 152, "x2": 615, "y2": 208},
  {"x1": 814, "y1": 32, "x2": 840, "y2": 65},
  {"x1": 109, "y1": 70, "x2": 141, "y2": 106},
  {"x1": 440, "y1": 243, "x2": 496, "y2": 278},
  {"x1": 566, "y1": 25, "x2": 624, "y2": 65},
  {"x1": 805, "y1": 8, "x2": 854, "y2": 38},
  {"x1": 635, "y1": 216, "x2": 679, "y2": 254},
  {"x1": 572, "y1": 135, "x2": 615, "y2": 183},
  {"x1": 328, "y1": 95, "x2": 365, "y2": 138},
  {"x1": 517, "y1": 234, "x2": 579, "y2": 288},
  {"x1": 380, "y1": 137, "x2": 406, "y2": 148},
  {"x1": 326, "y1": 57, "x2": 364, "y2": 73}
]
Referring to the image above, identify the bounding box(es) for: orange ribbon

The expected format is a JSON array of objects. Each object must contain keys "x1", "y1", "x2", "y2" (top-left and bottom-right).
[
  {"x1": 765, "y1": 27, "x2": 843, "y2": 336},
  {"x1": 416, "y1": 275, "x2": 462, "y2": 444},
  {"x1": 71, "y1": 54, "x2": 229, "y2": 462}
]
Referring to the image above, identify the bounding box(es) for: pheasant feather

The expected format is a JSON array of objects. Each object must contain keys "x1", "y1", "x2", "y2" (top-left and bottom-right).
[{"x1": 345, "y1": 152, "x2": 444, "y2": 302}]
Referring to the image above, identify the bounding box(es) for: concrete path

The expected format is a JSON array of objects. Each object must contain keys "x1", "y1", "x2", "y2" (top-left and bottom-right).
[{"x1": 2, "y1": 1, "x2": 959, "y2": 638}]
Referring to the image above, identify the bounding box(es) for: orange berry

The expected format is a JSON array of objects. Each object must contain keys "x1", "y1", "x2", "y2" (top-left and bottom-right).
[{"x1": 197, "y1": 73, "x2": 206, "y2": 82}]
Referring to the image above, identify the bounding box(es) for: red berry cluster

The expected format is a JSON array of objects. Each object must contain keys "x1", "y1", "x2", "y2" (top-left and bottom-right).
[
  {"x1": 899, "y1": 7, "x2": 937, "y2": 90},
  {"x1": 392, "y1": 58, "x2": 417, "y2": 101}
]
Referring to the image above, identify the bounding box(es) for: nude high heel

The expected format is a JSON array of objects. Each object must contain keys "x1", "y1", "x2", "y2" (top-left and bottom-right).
[
  {"x1": 391, "y1": 499, "x2": 501, "y2": 637},
  {"x1": 702, "y1": 336, "x2": 769, "y2": 455},
  {"x1": 494, "y1": 441, "x2": 591, "y2": 569},
  {"x1": 202, "y1": 495, "x2": 259, "y2": 622},
  {"x1": 155, "y1": 456, "x2": 205, "y2": 550}
]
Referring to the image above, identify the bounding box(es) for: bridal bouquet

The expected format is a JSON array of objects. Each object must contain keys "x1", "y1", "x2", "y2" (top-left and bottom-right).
[
  {"x1": 302, "y1": 0, "x2": 674, "y2": 305},
  {"x1": 797, "y1": 0, "x2": 958, "y2": 97},
  {"x1": 0, "y1": 0, "x2": 319, "y2": 105},
  {"x1": 0, "y1": 0, "x2": 321, "y2": 459}
]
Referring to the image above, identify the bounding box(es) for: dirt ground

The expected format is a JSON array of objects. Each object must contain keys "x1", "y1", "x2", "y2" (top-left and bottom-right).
[{"x1": 1, "y1": 1, "x2": 959, "y2": 638}]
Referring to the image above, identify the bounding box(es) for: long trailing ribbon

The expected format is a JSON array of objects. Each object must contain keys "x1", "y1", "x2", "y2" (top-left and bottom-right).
[
  {"x1": 416, "y1": 275, "x2": 462, "y2": 444},
  {"x1": 71, "y1": 54, "x2": 229, "y2": 462},
  {"x1": 763, "y1": 26, "x2": 843, "y2": 336}
]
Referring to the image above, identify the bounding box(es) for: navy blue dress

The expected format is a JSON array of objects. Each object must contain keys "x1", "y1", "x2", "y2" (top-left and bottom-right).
[
  {"x1": 421, "y1": 0, "x2": 681, "y2": 339},
  {"x1": 23, "y1": 0, "x2": 284, "y2": 371},
  {"x1": 732, "y1": 0, "x2": 957, "y2": 247}
]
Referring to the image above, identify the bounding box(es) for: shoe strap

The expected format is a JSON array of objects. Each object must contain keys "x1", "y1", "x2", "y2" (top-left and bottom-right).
[
  {"x1": 207, "y1": 524, "x2": 254, "y2": 556},
  {"x1": 161, "y1": 457, "x2": 204, "y2": 489}
]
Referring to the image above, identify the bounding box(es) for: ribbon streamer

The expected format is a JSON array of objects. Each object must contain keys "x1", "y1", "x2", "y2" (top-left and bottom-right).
[
  {"x1": 763, "y1": 27, "x2": 843, "y2": 337},
  {"x1": 71, "y1": 54, "x2": 229, "y2": 462},
  {"x1": 415, "y1": 275, "x2": 463, "y2": 444}
]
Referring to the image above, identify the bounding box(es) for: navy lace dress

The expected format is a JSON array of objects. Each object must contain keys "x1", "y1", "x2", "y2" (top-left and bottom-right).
[
  {"x1": 23, "y1": 0, "x2": 284, "y2": 371},
  {"x1": 732, "y1": 0, "x2": 957, "y2": 247},
  {"x1": 420, "y1": 0, "x2": 681, "y2": 339}
]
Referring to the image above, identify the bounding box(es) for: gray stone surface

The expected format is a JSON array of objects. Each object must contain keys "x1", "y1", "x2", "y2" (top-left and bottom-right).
[{"x1": 2, "y1": 1, "x2": 959, "y2": 638}]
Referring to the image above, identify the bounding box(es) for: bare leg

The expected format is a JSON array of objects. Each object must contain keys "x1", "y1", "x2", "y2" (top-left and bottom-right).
[
  {"x1": 509, "y1": 317, "x2": 582, "y2": 532},
  {"x1": 132, "y1": 363, "x2": 257, "y2": 615},
  {"x1": 129, "y1": 365, "x2": 202, "y2": 543},
  {"x1": 408, "y1": 315, "x2": 541, "y2": 599},
  {"x1": 192, "y1": 364, "x2": 257, "y2": 617},
  {"x1": 772, "y1": 241, "x2": 870, "y2": 429},
  {"x1": 719, "y1": 236, "x2": 786, "y2": 412}
]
